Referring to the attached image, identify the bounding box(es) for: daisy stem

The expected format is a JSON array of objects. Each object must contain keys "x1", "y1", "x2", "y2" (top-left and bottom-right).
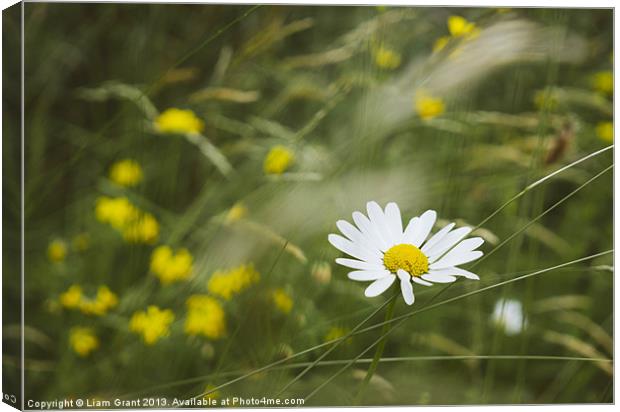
[{"x1": 353, "y1": 294, "x2": 397, "y2": 405}]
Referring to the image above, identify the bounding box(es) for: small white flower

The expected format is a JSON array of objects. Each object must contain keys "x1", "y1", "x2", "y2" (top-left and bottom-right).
[
  {"x1": 492, "y1": 298, "x2": 527, "y2": 335},
  {"x1": 328, "y1": 201, "x2": 484, "y2": 305}
]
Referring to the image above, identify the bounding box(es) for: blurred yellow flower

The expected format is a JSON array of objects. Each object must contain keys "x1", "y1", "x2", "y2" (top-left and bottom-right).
[
  {"x1": 130, "y1": 306, "x2": 175, "y2": 345},
  {"x1": 72, "y1": 233, "x2": 91, "y2": 252},
  {"x1": 48, "y1": 239, "x2": 67, "y2": 263},
  {"x1": 109, "y1": 159, "x2": 143, "y2": 187},
  {"x1": 447, "y1": 15, "x2": 479, "y2": 38},
  {"x1": 596, "y1": 121, "x2": 613, "y2": 143},
  {"x1": 184, "y1": 295, "x2": 226, "y2": 339},
  {"x1": 155, "y1": 108, "x2": 204, "y2": 134},
  {"x1": 96, "y1": 285, "x2": 118, "y2": 308},
  {"x1": 592, "y1": 71, "x2": 613, "y2": 95},
  {"x1": 122, "y1": 212, "x2": 159, "y2": 244},
  {"x1": 207, "y1": 264, "x2": 260, "y2": 300},
  {"x1": 150, "y1": 245, "x2": 193, "y2": 285},
  {"x1": 432, "y1": 36, "x2": 450, "y2": 53},
  {"x1": 60, "y1": 284, "x2": 118, "y2": 316},
  {"x1": 96, "y1": 197, "x2": 159, "y2": 243},
  {"x1": 203, "y1": 384, "x2": 220, "y2": 400},
  {"x1": 80, "y1": 285, "x2": 119, "y2": 316},
  {"x1": 534, "y1": 89, "x2": 559, "y2": 111},
  {"x1": 373, "y1": 46, "x2": 401, "y2": 70},
  {"x1": 415, "y1": 91, "x2": 445, "y2": 120},
  {"x1": 225, "y1": 202, "x2": 248, "y2": 223},
  {"x1": 263, "y1": 145, "x2": 294, "y2": 175},
  {"x1": 324, "y1": 326, "x2": 351, "y2": 344},
  {"x1": 272, "y1": 289, "x2": 293, "y2": 314},
  {"x1": 60, "y1": 285, "x2": 83, "y2": 309},
  {"x1": 433, "y1": 16, "x2": 479, "y2": 53},
  {"x1": 311, "y1": 261, "x2": 332, "y2": 285},
  {"x1": 95, "y1": 196, "x2": 139, "y2": 230},
  {"x1": 69, "y1": 327, "x2": 99, "y2": 357}
]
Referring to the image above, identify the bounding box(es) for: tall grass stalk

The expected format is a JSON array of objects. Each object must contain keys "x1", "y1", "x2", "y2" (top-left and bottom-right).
[{"x1": 302, "y1": 249, "x2": 612, "y2": 401}]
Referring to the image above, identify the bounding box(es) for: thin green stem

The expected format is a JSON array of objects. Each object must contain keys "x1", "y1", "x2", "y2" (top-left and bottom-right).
[
  {"x1": 273, "y1": 294, "x2": 396, "y2": 397},
  {"x1": 184, "y1": 250, "x2": 611, "y2": 401},
  {"x1": 353, "y1": 292, "x2": 397, "y2": 404},
  {"x1": 474, "y1": 144, "x2": 612, "y2": 231},
  {"x1": 301, "y1": 250, "x2": 612, "y2": 402},
  {"x1": 120, "y1": 354, "x2": 611, "y2": 398}
]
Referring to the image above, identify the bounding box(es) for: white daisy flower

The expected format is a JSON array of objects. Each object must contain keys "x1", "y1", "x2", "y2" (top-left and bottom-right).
[{"x1": 328, "y1": 201, "x2": 484, "y2": 305}]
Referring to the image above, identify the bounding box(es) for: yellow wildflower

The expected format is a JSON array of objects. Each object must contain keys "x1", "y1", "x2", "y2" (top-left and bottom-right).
[
  {"x1": 447, "y1": 15, "x2": 479, "y2": 38},
  {"x1": 415, "y1": 91, "x2": 445, "y2": 120},
  {"x1": 130, "y1": 306, "x2": 175, "y2": 345},
  {"x1": 596, "y1": 121, "x2": 613, "y2": 143},
  {"x1": 122, "y1": 212, "x2": 159, "y2": 244},
  {"x1": 433, "y1": 36, "x2": 450, "y2": 53},
  {"x1": 263, "y1": 145, "x2": 294, "y2": 175},
  {"x1": 534, "y1": 89, "x2": 559, "y2": 111},
  {"x1": 60, "y1": 285, "x2": 83, "y2": 309},
  {"x1": 72, "y1": 233, "x2": 91, "y2": 252},
  {"x1": 373, "y1": 46, "x2": 401, "y2": 70},
  {"x1": 184, "y1": 295, "x2": 226, "y2": 339},
  {"x1": 60, "y1": 284, "x2": 118, "y2": 316},
  {"x1": 155, "y1": 108, "x2": 204, "y2": 135},
  {"x1": 311, "y1": 261, "x2": 332, "y2": 285},
  {"x1": 225, "y1": 203, "x2": 248, "y2": 223},
  {"x1": 96, "y1": 196, "x2": 158, "y2": 244},
  {"x1": 592, "y1": 71, "x2": 613, "y2": 95},
  {"x1": 95, "y1": 196, "x2": 139, "y2": 230},
  {"x1": 109, "y1": 159, "x2": 143, "y2": 187},
  {"x1": 203, "y1": 384, "x2": 220, "y2": 400},
  {"x1": 82, "y1": 285, "x2": 119, "y2": 315},
  {"x1": 150, "y1": 245, "x2": 193, "y2": 284},
  {"x1": 48, "y1": 239, "x2": 67, "y2": 263},
  {"x1": 207, "y1": 264, "x2": 260, "y2": 300},
  {"x1": 272, "y1": 289, "x2": 293, "y2": 314},
  {"x1": 433, "y1": 16, "x2": 479, "y2": 53},
  {"x1": 69, "y1": 327, "x2": 99, "y2": 357},
  {"x1": 324, "y1": 326, "x2": 352, "y2": 344},
  {"x1": 96, "y1": 285, "x2": 119, "y2": 308}
]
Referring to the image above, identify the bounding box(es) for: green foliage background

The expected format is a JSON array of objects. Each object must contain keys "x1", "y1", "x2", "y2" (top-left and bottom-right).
[{"x1": 3, "y1": 3, "x2": 613, "y2": 406}]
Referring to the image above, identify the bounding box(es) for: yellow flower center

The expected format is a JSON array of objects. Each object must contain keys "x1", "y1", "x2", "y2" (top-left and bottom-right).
[{"x1": 383, "y1": 244, "x2": 429, "y2": 277}]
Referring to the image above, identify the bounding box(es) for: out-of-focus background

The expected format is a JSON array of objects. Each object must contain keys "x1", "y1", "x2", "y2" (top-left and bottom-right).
[{"x1": 2, "y1": 3, "x2": 613, "y2": 406}]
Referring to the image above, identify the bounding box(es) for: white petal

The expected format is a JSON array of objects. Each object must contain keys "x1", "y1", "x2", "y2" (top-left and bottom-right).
[
  {"x1": 421, "y1": 223, "x2": 455, "y2": 253},
  {"x1": 396, "y1": 269, "x2": 414, "y2": 305},
  {"x1": 402, "y1": 217, "x2": 419, "y2": 244},
  {"x1": 335, "y1": 258, "x2": 385, "y2": 271},
  {"x1": 430, "y1": 267, "x2": 480, "y2": 280},
  {"x1": 384, "y1": 202, "x2": 403, "y2": 243},
  {"x1": 336, "y1": 220, "x2": 380, "y2": 254},
  {"x1": 364, "y1": 275, "x2": 396, "y2": 297},
  {"x1": 403, "y1": 210, "x2": 436, "y2": 247},
  {"x1": 353, "y1": 211, "x2": 388, "y2": 252},
  {"x1": 441, "y1": 237, "x2": 484, "y2": 258},
  {"x1": 411, "y1": 276, "x2": 433, "y2": 286},
  {"x1": 348, "y1": 270, "x2": 391, "y2": 281},
  {"x1": 366, "y1": 201, "x2": 395, "y2": 248},
  {"x1": 336, "y1": 219, "x2": 361, "y2": 241},
  {"x1": 328, "y1": 234, "x2": 382, "y2": 263},
  {"x1": 430, "y1": 249, "x2": 484, "y2": 270},
  {"x1": 422, "y1": 273, "x2": 457, "y2": 283},
  {"x1": 426, "y1": 227, "x2": 472, "y2": 262}
]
